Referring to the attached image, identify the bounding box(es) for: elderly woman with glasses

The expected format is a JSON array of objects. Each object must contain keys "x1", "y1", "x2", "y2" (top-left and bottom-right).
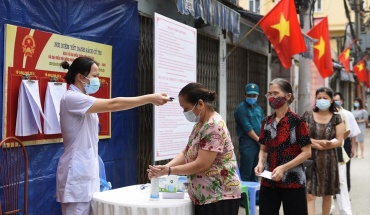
[{"x1": 255, "y1": 78, "x2": 312, "y2": 215}]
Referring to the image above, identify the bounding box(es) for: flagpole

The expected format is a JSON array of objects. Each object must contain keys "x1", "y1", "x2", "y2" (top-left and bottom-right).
[
  {"x1": 347, "y1": 39, "x2": 357, "y2": 49},
  {"x1": 224, "y1": 0, "x2": 286, "y2": 60},
  {"x1": 361, "y1": 55, "x2": 369, "y2": 61},
  {"x1": 297, "y1": 1, "x2": 312, "y2": 116},
  {"x1": 223, "y1": 22, "x2": 260, "y2": 60},
  {"x1": 342, "y1": 39, "x2": 357, "y2": 51}
]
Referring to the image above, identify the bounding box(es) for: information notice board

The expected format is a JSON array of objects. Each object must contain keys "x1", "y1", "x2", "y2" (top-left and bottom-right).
[
  {"x1": 3, "y1": 24, "x2": 112, "y2": 145},
  {"x1": 153, "y1": 13, "x2": 197, "y2": 161}
]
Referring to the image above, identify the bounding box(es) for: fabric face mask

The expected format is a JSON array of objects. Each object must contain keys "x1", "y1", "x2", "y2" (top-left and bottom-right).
[
  {"x1": 334, "y1": 100, "x2": 341, "y2": 107},
  {"x1": 268, "y1": 97, "x2": 286, "y2": 109},
  {"x1": 316, "y1": 99, "x2": 331, "y2": 110},
  {"x1": 183, "y1": 103, "x2": 200, "y2": 122},
  {"x1": 83, "y1": 77, "x2": 100, "y2": 94},
  {"x1": 354, "y1": 103, "x2": 359, "y2": 108},
  {"x1": 246, "y1": 98, "x2": 257, "y2": 105}
]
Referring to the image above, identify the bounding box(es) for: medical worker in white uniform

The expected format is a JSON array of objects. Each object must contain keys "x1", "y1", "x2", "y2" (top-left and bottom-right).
[{"x1": 56, "y1": 57, "x2": 170, "y2": 215}]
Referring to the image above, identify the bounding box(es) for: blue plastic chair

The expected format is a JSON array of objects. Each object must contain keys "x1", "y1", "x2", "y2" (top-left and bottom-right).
[
  {"x1": 234, "y1": 155, "x2": 260, "y2": 215},
  {"x1": 241, "y1": 181, "x2": 260, "y2": 215},
  {"x1": 98, "y1": 156, "x2": 112, "y2": 191},
  {"x1": 98, "y1": 155, "x2": 106, "y2": 180}
]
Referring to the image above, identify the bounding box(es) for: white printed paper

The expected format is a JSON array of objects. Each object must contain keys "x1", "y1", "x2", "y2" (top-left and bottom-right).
[
  {"x1": 153, "y1": 13, "x2": 197, "y2": 161},
  {"x1": 260, "y1": 170, "x2": 272, "y2": 179},
  {"x1": 44, "y1": 82, "x2": 67, "y2": 134},
  {"x1": 15, "y1": 80, "x2": 51, "y2": 136},
  {"x1": 330, "y1": 138, "x2": 338, "y2": 143}
]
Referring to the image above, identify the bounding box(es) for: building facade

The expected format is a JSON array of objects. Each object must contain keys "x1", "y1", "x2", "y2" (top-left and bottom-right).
[
  {"x1": 136, "y1": 0, "x2": 270, "y2": 183},
  {"x1": 243, "y1": 0, "x2": 370, "y2": 111}
]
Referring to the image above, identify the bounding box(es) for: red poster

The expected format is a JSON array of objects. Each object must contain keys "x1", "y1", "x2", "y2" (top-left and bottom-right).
[{"x1": 3, "y1": 24, "x2": 112, "y2": 145}]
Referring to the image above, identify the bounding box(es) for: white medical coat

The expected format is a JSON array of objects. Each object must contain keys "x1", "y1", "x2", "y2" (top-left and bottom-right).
[{"x1": 56, "y1": 85, "x2": 99, "y2": 203}]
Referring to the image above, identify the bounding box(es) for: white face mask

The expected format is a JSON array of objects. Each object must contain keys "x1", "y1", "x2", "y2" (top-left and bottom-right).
[
  {"x1": 183, "y1": 103, "x2": 200, "y2": 122},
  {"x1": 82, "y1": 76, "x2": 100, "y2": 94},
  {"x1": 316, "y1": 99, "x2": 331, "y2": 111}
]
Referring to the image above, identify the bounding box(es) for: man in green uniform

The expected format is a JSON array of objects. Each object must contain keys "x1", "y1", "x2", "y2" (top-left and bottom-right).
[{"x1": 234, "y1": 83, "x2": 264, "y2": 206}]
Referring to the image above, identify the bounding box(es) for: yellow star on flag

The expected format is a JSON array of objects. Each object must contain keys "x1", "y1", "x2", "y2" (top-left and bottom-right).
[
  {"x1": 271, "y1": 13, "x2": 290, "y2": 42},
  {"x1": 344, "y1": 49, "x2": 350, "y2": 60},
  {"x1": 314, "y1": 36, "x2": 325, "y2": 59},
  {"x1": 356, "y1": 62, "x2": 364, "y2": 71}
]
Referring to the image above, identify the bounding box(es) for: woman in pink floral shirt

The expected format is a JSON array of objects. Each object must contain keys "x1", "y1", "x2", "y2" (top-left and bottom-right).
[{"x1": 149, "y1": 83, "x2": 241, "y2": 215}]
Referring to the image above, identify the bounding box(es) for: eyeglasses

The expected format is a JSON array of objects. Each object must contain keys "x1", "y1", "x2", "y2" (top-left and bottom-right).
[{"x1": 265, "y1": 93, "x2": 279, "y2": 99}]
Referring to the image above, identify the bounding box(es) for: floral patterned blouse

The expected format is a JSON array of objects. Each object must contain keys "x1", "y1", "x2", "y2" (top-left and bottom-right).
[{"x1": 184, "y1": 112, "x2": 241, "y2": 205}]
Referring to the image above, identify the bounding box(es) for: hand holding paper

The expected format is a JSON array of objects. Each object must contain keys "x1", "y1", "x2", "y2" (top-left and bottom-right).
[
  {"x1": 259, "y1": 167, "x2": 285, "y2": 181},
  {"x1": 330, "y1": 138, "x2": 338, "y2": 143},
  {"x1": 322, "y1": 138, "x2": 338, "y2": 145},
  {"x1": 260, "y1": 170, "x2": 272, "y2": 179}
]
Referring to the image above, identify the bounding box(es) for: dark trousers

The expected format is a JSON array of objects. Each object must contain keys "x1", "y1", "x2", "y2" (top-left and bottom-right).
[
  {"x1": 259, "y1": 186, "x2": 308, "y2": 215},
  {"x1": 239, "y1": 142, "x2": 259, "y2": 206},
  {"x1": 239, "y1": 143, "x2": 259, "y2": 182},
  {"x1": 194, "y1": 198, "x2": 240, "y2": 215},
  {"x1": 344, "y1": 137, "x2": 352, "y2": 191}
]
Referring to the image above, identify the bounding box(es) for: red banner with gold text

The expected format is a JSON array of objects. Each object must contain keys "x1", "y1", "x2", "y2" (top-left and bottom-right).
[{"x1": 3, "y1": 24, "x2": 112, "y2": 145}]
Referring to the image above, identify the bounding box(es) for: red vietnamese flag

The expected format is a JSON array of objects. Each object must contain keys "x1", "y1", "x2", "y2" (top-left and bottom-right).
[
  {"x1": 353, "y1": 60, "x2": 367, "y2": 82},
  {"x1": 338, "y1": 47, "x2": 350, "y2": 73},
  {"x1": 338, "y1": 39, "x2": 356, "y2": 73},
  {"x1": 307, "y1": 17, "x2": 333, "y2": 78},
  {"x1": 258, "y1": 0, "x2": 307, "y2": 69},
  {"x1": 366, "y1": 69, "x2": 370, "y2": 87}
]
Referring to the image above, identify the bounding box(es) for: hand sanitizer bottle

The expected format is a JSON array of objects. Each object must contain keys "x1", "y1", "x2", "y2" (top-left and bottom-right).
[{"x1": 150, "y1": 177, "x2": 160, "y2": 200}]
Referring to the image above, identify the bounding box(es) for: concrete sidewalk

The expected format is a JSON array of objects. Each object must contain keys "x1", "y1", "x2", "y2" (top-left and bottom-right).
[{"x1": 238, "y1": 128, "x2": 370, "y2": 215}]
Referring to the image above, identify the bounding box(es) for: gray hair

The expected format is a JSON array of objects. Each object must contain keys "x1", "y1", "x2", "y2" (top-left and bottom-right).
[{"x1": 269, "y1": 78, "x2": 294, "y2": 104}]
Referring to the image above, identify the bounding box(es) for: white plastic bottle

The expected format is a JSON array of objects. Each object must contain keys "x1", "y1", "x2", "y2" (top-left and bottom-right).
[{"x1": 150, "y1": 177, "x2": 160, "y2": 200}]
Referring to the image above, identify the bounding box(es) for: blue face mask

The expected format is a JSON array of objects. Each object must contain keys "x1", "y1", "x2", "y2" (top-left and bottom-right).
[
  {"x1": 183, "y1": 103, "x2": 200, "y2": 122},
  {"x1": 246, "y1": 98, "x2": 257, "y2": 105},
  {"x1": 354, "y1": 103, "x2": 359, "y2": 108},
  {"x1": 334, "y1": 100, "x2": 341, "y2": 107},
  {"x1": 316, "y1": 99, "x2": 331, "y2": 111},
  {"x1": 83, "y1": 77, "x2": 100, "y2": 94}
]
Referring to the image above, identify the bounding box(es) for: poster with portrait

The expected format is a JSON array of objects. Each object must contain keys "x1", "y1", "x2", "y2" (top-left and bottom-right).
[{"x1": 3, "y1": 24, "x2": 112, "y2": 145}]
